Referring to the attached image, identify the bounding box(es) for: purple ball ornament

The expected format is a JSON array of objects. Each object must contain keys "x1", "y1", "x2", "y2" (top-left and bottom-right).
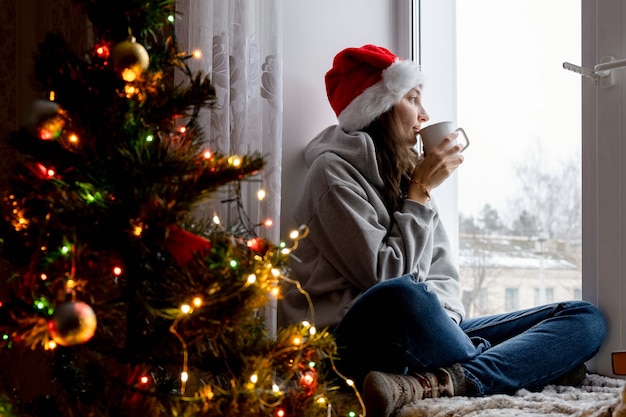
[{"x1": 47, "y1": 301, "x2": 97, "y2": 346}]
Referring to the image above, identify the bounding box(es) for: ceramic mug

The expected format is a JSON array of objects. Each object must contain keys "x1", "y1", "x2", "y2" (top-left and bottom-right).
[{"x1": 419, "y1": 121, "x2": 470, "y2": 154}]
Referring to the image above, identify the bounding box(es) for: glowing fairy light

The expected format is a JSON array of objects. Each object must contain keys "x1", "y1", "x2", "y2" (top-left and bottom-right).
[
  {"x1": 61, "y1": 245, "x2": 71, "y2": 255},
  {"x1": 292, "y1": 336, "x2": 302, "y2": 346},
  {"x1": 247, "y1": 274, "x2": 257, "y2": 284},
  {"x1": 250, "y1": 374, "x2": 258, "y2": 384},
  {"x1": 275, "y1": 408, "x2": 286, "y2": 417},
  {"x1": 212, "y1": 215, "x2": 221, "y2": 225},
  {"x1": 167, "y1": 14, "x2": 175, "y2": 23},
  {"x1": 179, "y1": 126, "x2": 187, "y2": 134},
  {"x1": 272, "y1": 384, "x2": 280, "y2": 393},
  {"x1": 289, "y1": 229, "x2": 300, "y2": 240},
  {"x1": 228, "y1": 156, "x2": 242, "y2": 167},
  {"x1": 229, "y1": 259, "x2": 238, "y2": 268},
  {"x1": 68, "y1": 134, "x2": 78, "y2": 144},
  {"x1": 345, "y1": 379, "x2": 354, "y2": 387},
  {"x1": 264, "y1": 218, "x2": 273, "y2": 227},
  {"x1": 192, "y1": 297, "x2": 202, "y2": 307},
  {"x1": 309, "y1": 326, "x2": 317, "y2": 336},
  {"x1": 203, "y1": 150, "x2": 212, "y2": 159},
  {"x1": 271, "y1": 268, "x2": 280, "y2": 277},
  {"x1": 140, "y1": 376, "x2": 149, "y2": 384},
  {"x1": 192, "y1": 49, "x2": 202, "y2": 58},
  {"x1": 181, "y1": 372, "x2": 189, "y2": 382},
  {"x1": 180, "y1": 304, "x2": 191, "y2": 314},
  {"x1": 47, "y1": 340, "x2": 57, "y2": 350},
  {"x1": 113, "y1": 266, "x2": 122, "y2": 276},
  {"x1": 257, "y1": 189, "x2": 266, "y2": 200},
  {"x1": 40, "y1": 274, "x2": 48, "y2": 281},
  {"x1": 271, "y1": 286, "x2": 280, "y2": 297},
  {"x1": 133, "y1": 225, "x2": 143, "y2": 236},
  {"x1": 146, "y1": 134, "x2": 154, "y2": 142}
]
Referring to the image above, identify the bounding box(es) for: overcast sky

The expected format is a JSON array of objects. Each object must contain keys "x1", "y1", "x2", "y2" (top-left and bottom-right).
[{"x1": 455, "y1": 1, "x2": 581, "y2": 220}]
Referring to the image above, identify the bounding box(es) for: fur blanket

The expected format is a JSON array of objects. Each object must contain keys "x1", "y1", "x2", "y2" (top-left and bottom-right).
[{"x1": 395, "y1": 373, "x2": 626, "y2": 417}]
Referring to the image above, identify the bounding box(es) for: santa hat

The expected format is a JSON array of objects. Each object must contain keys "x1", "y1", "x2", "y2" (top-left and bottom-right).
[{"x1": 325, "y1": 44, "x2": 424, "y2": 132}]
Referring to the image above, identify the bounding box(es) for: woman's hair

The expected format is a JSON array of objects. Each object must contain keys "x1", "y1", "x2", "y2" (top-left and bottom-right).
[{"x1": 363, "y1": 106, "x2": 417, "y2": 212}]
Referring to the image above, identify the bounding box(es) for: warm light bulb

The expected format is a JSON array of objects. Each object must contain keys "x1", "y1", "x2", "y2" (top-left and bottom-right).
[
  {"x1": 346, "y1": 379, "x2": 354, "y2": 387},
  {"x1": 122, "y1": 68, "x2": 138, "y2": 82},
  {"x1": 257, "y1": 189, "x2": 266, "y2": 200},
  {"x1": 192, "y1": 297, "x2": 202, "y2": 307},
  {"x1": 49, "y1": 91, "x2": 56, "y2": 101},
  {"x1": 113, "y1": 266, "x2": 122, "y2": 276},
  {"x1": 289, "y1": 229, "x2": 299, "y2": 240},
  {"x1": 292, "y1": 336, "x2": 302, "y2": 346},
  {"x1": 247, "y1": 274, "x2": 257, "y2": 284},
  {"x1": 47, "y1": 340, "x2": 57, "y2": 350},
  {"x1": 264, "y1": 218, "x2": 273, "y2": 227},
  {"x1": 140, "y1": 376, "x2": 149, "y2": 384},
  {"x1": 272, "y1": 384, "x2": 280, "y2": 393},
  {"x1": 181, "y1": 372, "x2": 189, "y2": 382},
  {"x1": 133, "y1": 225, "x2": 143, "y2": 236},
  {"x1": 193, "y1": 49, "x2": 202, "y2": 58},
  {"x1": 68, "y1": 134, "x2": 78, "y2": 144},
  {"x1": 250, "y1": 374, "x2": 258, "y2": 384},
  {"x1": 275, "y1": 409, "x2": 286, "y2": 417},
  {"x1": 271, "y1": 268, "x2": 280, "y2": 277},
  {"x1": 212, "y1": 215, "x2": 221, "y2": 225},
  {"x1": 40, "y1": 274, "x2": 48, "y2": 281},
  {"x1": 203, "y1": 150, "x2": 212, "y2": 159},
  {"x1": 181, "y1": 304, "x2": 191, "y2": 314}
]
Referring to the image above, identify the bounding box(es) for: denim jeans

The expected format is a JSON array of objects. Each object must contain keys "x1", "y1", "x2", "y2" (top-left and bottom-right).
[{"x1": 333, "y1": 275, "x2": 607, "y2": 395}]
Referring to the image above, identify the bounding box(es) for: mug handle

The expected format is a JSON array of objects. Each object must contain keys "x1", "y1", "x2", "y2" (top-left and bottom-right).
[{"x1": 455, "y1": 127, "x2": 470, "y2": 152}]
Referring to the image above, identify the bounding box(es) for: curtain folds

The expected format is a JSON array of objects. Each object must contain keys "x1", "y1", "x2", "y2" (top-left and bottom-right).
[{"x1": 176, "y1": 0, "x2": 283, "y2": 246}]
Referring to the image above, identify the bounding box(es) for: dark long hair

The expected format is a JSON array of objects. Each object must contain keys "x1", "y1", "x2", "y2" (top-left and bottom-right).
[{"x1": 363, "y1": 107, "x2": 417, "y2": 213}]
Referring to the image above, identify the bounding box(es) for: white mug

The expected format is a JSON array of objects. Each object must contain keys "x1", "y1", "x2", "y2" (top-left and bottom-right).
[{"x1": 419, "y1": 121, "x2": 470, "y2": 154}]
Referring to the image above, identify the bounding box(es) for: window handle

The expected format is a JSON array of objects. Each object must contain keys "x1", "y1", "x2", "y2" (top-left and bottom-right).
[{"x1": 563, "y1": 56, "x2": 626, "y2": 88}]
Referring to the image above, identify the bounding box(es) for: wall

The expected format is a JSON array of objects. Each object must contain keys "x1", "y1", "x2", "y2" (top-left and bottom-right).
[{"x1": 280, "y1": 0, "x2": 404, "y2": 237}]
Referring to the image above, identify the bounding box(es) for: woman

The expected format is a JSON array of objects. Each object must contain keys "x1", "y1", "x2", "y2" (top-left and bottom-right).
[{"x1": 279, "y1": 44, "x2": 606, "y2": 417}]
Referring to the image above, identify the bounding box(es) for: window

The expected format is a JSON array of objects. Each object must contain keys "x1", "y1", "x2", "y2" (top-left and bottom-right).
[
  {"x1": 415, "y1": 0, "x2": 582, "y2": 318},
  {"x1": 505, "y1": 288, "x2": 519, "y2": 311}
]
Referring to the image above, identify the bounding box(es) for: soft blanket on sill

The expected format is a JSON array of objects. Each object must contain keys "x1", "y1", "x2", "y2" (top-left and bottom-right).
[{"x1": 395, "y1": 373, "x2": 626, "y2": 417}]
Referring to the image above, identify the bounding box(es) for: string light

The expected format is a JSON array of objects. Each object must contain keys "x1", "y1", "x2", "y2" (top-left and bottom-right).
[
  {"x1": 113, "y1": 266, "x2": 122, "y2": 276},
  {"x1": 192, "y1": 49, "x2": 202, "y2": 59},
  {"x1": 257, "y1": 189, "x2": 266, "y2": 200}
]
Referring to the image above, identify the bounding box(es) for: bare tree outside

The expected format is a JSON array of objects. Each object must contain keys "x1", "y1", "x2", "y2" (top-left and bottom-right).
[{"x1": 460, "y1": 143, "x2": 582, "y2": 316}]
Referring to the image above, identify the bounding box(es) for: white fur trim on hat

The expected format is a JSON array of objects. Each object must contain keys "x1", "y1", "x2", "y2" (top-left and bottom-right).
[{"x1": 337, "y1": 59, "x2": 424, "y2": 132}]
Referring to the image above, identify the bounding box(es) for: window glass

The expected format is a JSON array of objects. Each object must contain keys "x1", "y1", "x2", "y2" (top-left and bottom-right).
[{"x1": 456, "y1": 1, "x2": 582, "y2": 317}]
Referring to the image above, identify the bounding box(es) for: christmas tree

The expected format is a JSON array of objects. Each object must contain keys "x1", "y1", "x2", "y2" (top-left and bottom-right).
[{"x1": 0, "y1": 1, "x2": 362, "y2": 416}]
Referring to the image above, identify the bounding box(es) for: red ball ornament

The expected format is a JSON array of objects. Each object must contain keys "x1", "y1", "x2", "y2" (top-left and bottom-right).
[{"x1": 48, "y1": 301, "x2": 97, "y2": 346}]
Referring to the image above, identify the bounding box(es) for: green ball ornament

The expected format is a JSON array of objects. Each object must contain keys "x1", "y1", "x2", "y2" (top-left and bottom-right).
[
  {"x1": 48, "y1": 301, "x2": 97, "y2": 346},
  {"x1": 110, "y1": 36, "x2": 149, "y2": 79}
]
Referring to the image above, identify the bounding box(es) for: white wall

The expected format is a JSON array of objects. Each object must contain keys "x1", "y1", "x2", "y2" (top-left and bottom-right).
[{"x1": 280, "y1": 0, "x2": 401, "y2": 237}]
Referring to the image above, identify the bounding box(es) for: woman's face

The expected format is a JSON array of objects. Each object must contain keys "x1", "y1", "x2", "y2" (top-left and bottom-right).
[{"x1": 394, "y1": 86, "x2": 429, "y2": 147}]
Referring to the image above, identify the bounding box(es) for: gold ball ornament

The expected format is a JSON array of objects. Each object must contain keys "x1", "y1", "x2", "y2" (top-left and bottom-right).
[
  {"x1": 110, "y1": 37, "x2": 150, "y2": 81},
  {"x1": 48, "y1": 301, "x2": 97, "y2": 346}
]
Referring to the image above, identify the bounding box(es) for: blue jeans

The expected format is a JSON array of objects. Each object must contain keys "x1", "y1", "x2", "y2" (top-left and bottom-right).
[{"x1": 333, "y1": 275, "x2": 607, "y2": 395}]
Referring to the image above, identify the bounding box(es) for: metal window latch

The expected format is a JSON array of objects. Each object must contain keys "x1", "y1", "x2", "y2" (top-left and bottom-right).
[{"x1": 563, "y1": 56, "x2": 626, "y2": 88}]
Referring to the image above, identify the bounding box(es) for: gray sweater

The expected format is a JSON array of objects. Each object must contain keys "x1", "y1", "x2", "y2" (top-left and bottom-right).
[{"x1": 279, "y1": 125, "x2": 466, "y2": 329}]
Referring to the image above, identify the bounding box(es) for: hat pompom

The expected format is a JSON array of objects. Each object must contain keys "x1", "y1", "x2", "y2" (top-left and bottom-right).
[{"x1": 325, "y1": 45, "x2": 424, "y2": 132}]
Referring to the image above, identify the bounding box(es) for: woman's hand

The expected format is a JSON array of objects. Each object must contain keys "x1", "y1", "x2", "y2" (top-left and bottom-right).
[{"x1": 407, "y1": 132, "x2": 465, "y2": 203}]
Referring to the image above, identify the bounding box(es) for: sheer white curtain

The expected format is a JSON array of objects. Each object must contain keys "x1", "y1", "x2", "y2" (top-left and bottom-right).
[{"x1": 176, "y1": 0, "x2": 283, "y2": 246}]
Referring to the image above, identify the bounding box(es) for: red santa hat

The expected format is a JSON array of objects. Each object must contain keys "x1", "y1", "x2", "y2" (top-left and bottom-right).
[{"x1": 325, "y1": 44, "x2": 424, "y2": 132}]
